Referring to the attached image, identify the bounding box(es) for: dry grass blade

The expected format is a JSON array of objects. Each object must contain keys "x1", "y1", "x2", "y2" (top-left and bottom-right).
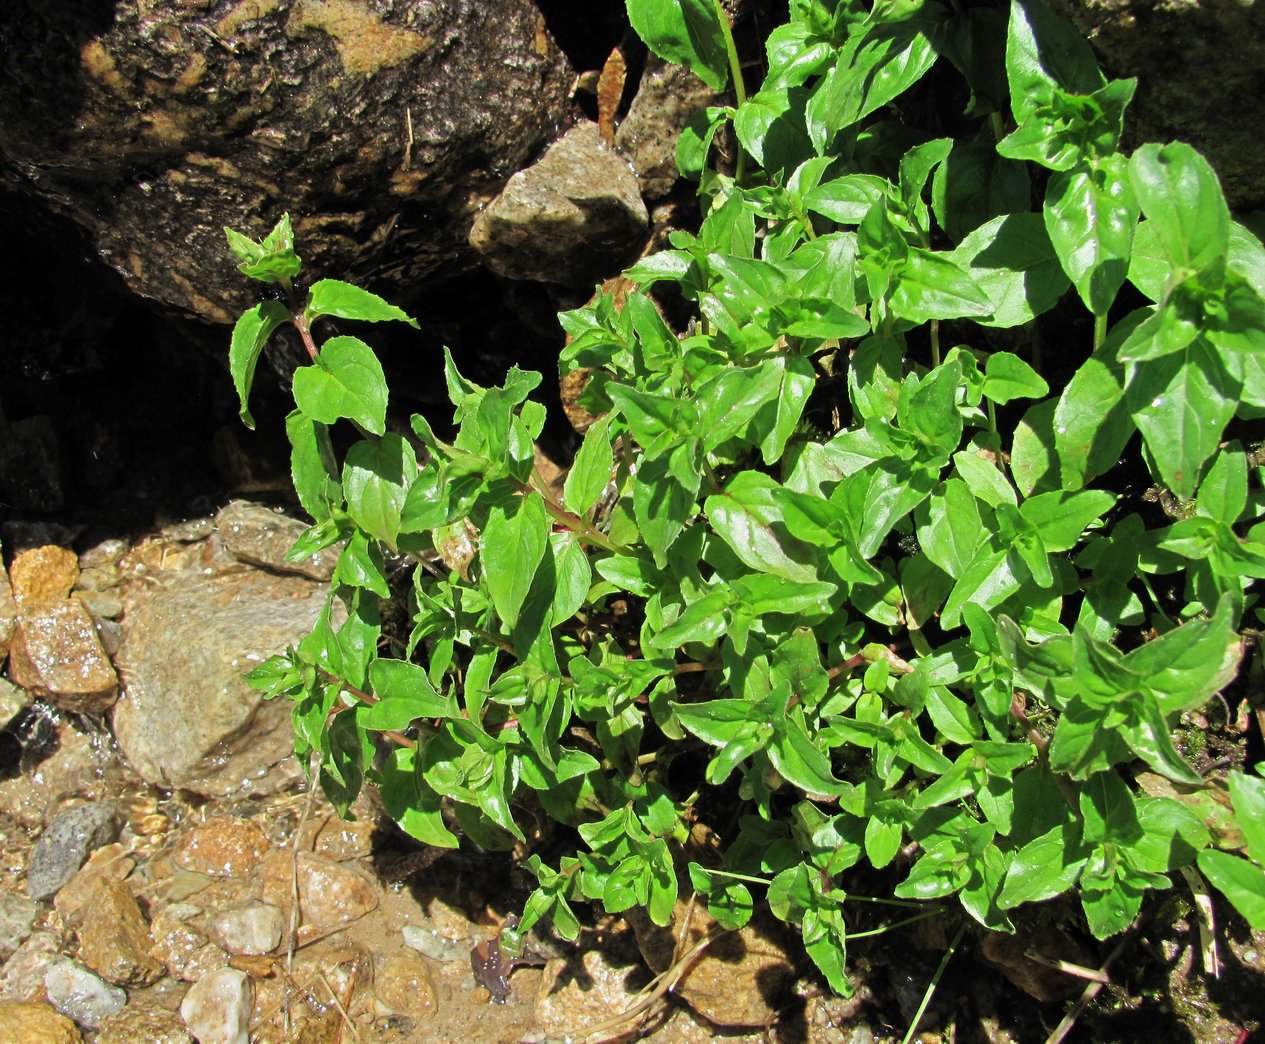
[
  {"x1": 1044, "y1": 933, "x2": 1132, "y2": 1044},
  {"x1": 597, "y1": 46, "x2": 626, "y2": 147},
  {"x1": 1023, "y1": 948, "x2": 1112, "y2": 984},
  {"x1": 575, "y1": 926, "x2": 728, "y2": 1040},
  {"x1": 1179, "y1": 864, "x2": 1221, "y2": 978},
  {"x1": 320, "y1": 969, "x2": 363, "y2": 1044},
  {"x1": 285, "y1": 754, "x2": 322, "y2": 1034}
]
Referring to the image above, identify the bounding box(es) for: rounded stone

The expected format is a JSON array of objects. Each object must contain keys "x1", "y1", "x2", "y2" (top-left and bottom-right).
[
  {"x1": 172, "y1": 818, "x2": 269, "y2": 878},
  {"x1": 373, "y1": 953, "x2": 438, "y2": 1018},
  {"x1": 76, "y1": 878, "x2": 163, "y2": 987},
  {"x1": 25, "y1": 802, "x2": 120, "y2": 901},
  {"x1": 180, "y1": 967, "x2": 253, "y2": 1044}
]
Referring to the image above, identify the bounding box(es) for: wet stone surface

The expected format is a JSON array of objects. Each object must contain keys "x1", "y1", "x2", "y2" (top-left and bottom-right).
[{"x1": 25, "y1": 802, "x2": 119, "y2": 901}]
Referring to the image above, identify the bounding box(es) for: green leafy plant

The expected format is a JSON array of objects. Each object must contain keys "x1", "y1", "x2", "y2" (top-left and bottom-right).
[{"x1": 226, "y1": 0, "x2": 1265, "y2": 1005}]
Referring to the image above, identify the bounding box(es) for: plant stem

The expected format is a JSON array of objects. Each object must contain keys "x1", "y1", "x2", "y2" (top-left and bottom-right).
[
  {"x1": 845, "y1": 908, "x2": 946, "y2": 940},
  {"x1": 292, "y1": 312, "x2": 319, "y2": 361},
  {"x1": 712, "y1": 0, "x2": 748, "y2": 184},
  {"x1": 1093, "y1": 312, "x2": 1108, "y2": 353},
  {"x1": 930, "y1": 318, "x2": 942, "y2": 367},
  {"x1": 901, "y1": 921, "x2": 966, "y2": 1044}
]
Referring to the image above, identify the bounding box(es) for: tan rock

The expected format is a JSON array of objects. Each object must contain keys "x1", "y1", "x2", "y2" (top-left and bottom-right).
[
  {"x1": 172, "y1": 817, "x2": 269, "y2": 877},
  {"x1": 77, "y1": 879, "x2": 163, "y2": 987},
  {"x1": 259, "y1": 851, "x2": 379, "y2": 938},
  {"x1": 7, "y1": 601, "x2": 118, "y2": 713},
  {"x1": 149, "y1": 905, "x2": 227, "y2": 983},
  {"x1": 311, "y1": 814, "x2": 376, "y2": 862},
  {"x1": 96, "y1": 1003, "x2": 192, "y2": 1043},
  {"x1": 0, "y1": 1000, "x2": 82, "y2": 1042},
  {"x1": 534, "y1": 946, "x2": 647, "y2": 1041},
  {"x1": 0, "y1": 555, "x2": 16, "y2": 662},
  {"x1": 54, "y1": 844, "x2": 135, "y2": 928},
  {"x1": 373, "y1": 953, "x2": 438, "y2": 1018},
  {"x1": 628, "y1": 903, "x2": 796, "y2": 1028},
  {"x1": 8, "y1": 547, "x2": 79, "y2": 606}
]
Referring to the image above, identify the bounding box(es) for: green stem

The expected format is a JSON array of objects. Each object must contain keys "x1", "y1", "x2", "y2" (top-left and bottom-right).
[
  {"x1": 1093, "y1": 312, "x2": 1108, "y2": 353},
  {"x1": 711, "y1": 0, "x2": 748, "y2": 184},
  {"x1": 930, "y1": 318, "x2": 941, "y2": 368},
  {"x1": 901, "y1": 921, "x2": 966, "y2": 1044},
  {"x1": 844, "y1": 908, "x2": 946, "y2": 941},
  {"x1": 292, "y1": 312, "x2": 319, "y2": 361}
]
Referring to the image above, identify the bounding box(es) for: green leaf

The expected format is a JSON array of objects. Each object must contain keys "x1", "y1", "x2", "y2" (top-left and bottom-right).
[
  {"x1": 1228, "y1": 772, "x2": 1265, "y2": 865},
  {"x1": 333, "y1": 530, "x2": 390, "y2": 596},
  {"x1": 549, "y1": 532, "x2": 592, "y2": 624},
  {"x1": 226, "y1": 214, "x2": 302, "y2": 283},
  {"x1": 1018, "y1": 490, "x2": 1115, "y2": 552},
  {"x1": 1053, "y1": 330, "x2": 1132, "y2": 488},
  {"x1": 305, "y1": 279, "x2": 418, "y2": 327},
  {"x1": 626, "y1": 0, "x2": 730, "y2": 90},
  {"x1": 891, "y1": 248, "x2": 994, "y2": 324},
  {"x1": 1000, "y1": 823, "x2": 1086, "y2": 908},
  {"x1": 1044, "y1": 157, "x2": 1138, "y2": 316},
  {"x1": 292, "y1": 335, "x2": 389, "y2": 435},
  {"x1": 706, "y1": 471, "x2": 818, "y2": 582},
  {"x1": 481, "y1": 492, "x2": 550, "y2": 629},
  {"x1": 364, "y1": 659, "x2": 456, "y2": 728},
  {"x1": 563, "y1": 413, "x2": 614, "y2": 517},
  {"x1": 229, "y1": 300, "x2": 291, "y2": 429},
  {"x1": 932, "y1": 136, "x2": 1031, "y2": 244},
  {"x1": 1128, "y1": 143, "x2": 1229, "y2": 275},
  {"x1": 951, "y1": 213, "x2": 1069, "y2": 328},
  {"x1": 1196, "y1": 851, "x2": 1265, "y2": 930},
  {"x1": 342, "y1": 434, "x2": 416, "y2": 546},
  {"x1": 376, "y1": 747, "x2": 459, "y2": 848},
  {"x1": 286, "y1": 410, "x2": 342, "y2": 522},
  {"x1": 804, "y1": 174, "x2": 889, "y2": 225},
  {"x1": 1005, "y1": 0, "x2": 1103, "y2": 121},
  {"x1": 917, "y1": 478, "x2": 982, "y2": 578},
  {"x1": 983, "y1": 351, "x2": 1049, "y2": 404},
  {"x1": 633, "y1": 445, "x2": 701, "y2": 566},
  {"x1": 1127, "y1": 339, "x2": 1237, "y2": 498}
]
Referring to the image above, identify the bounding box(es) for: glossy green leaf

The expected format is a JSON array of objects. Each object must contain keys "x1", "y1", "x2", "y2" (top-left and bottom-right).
[
  {"x1": 1044, "y1": 157, "x2": 1138, "y2": 316},
  {"x1": 342, "y1": 434, "x2": 416, "y2": 546},
  {"x1": 365, "y1": 658, "x2": 456, "y2": 727},
  {"x1": 230, "y1": 300, "x2": 290, "y2": 429},
  {"x1": 292, "y1": 335, "x2": 388, "y2": 435},
  {"x1": 626, "y1": 0, "x2": 729, "y2": 90},
  {"x1": 286, "y1": 410, "x2": 342, "y2": 521},
  {"x1": 306, "y1": 279, "x2": 418, "y2": 327},
  {"x1": 481, "y1": 492, "x2": 550, "y2": 629},
  {"x1": 1197, "y1": 851, "x2": 1265, "y2": 929},
  {"x1": 983, "y1": 351, "x2": 1049, "y2": 404},
  {"x1": 951, "y1": 213, "x2": 1069, "y2": 327},
  {"x1": 706, "y1": 471, "x2": 818, "y2": 582},
  {"x1": 1128, "y1": 143, "x2": 1229, "y2": 275},
  {"x1": 563, "y1": 413, "x2": 614, "y2": 517}
]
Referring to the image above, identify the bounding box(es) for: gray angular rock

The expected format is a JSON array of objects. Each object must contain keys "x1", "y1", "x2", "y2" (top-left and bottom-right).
[
  {"x1": 0, "y1": 0, "x2": 576, "y2": 324},
  {"x1": 470, "y1": 121, "x2": 649, "y2": 284},
  {"x1": 25, "y1": 802, "x2": 120, "y2": 901},
  {"x1": 215, "y1": 501, "x2": 337, "y2": 581},
  {"x1": 112, "y1": 567, "x2": 329, "y2": 796}
]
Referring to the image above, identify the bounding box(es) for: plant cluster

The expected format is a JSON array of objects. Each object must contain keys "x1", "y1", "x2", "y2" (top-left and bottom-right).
[{"x1": 226, "y1": 0, "x2": 1265, "y2": 1002}]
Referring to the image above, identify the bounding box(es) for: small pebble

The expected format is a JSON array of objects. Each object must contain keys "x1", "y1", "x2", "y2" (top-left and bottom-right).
[
  {"x1": 173, "y1": 818, "x2": 268, "y2": 878},
  {"x1": 212, "y1": 902, "x2": 284, "y2": 956},
  {"x1": 0, "y1": 1000, "x2": 82, "y2": 1043},
  {"x1": 44, "y1": 958, "x2": 126, "y2": 1029},
  {"x1": 402, "y1": 923, "x2": 466, "y2": 963},
  {"x1": 181, "y1": 967, "x2": 253, "y2": 1044},
  {"x1": 25, "y1": 802, "x2": 119, "y2": 900}
]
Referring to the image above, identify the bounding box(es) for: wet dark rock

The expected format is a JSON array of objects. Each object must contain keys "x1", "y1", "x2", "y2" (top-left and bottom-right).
[
  {"x1": 1048, "y1": 0, "x2": 1265, "y2": 208},
  {"x1": 469, "y1": 121, "x2": 649, "y2": 284},
  {"x1": 0, "y1": 0, "x2": 576, "y2": 323},
  {"x1": 25, "y1": 801, "x2": 120, "y2": 901},
  {"x1": 112, "y1": 562, "x2": 330, "y2": 796},
  {"x1": 616, "y1": 56, "x2": 721, "y2": 200},
  {"x1": 215, "y1": 500, "x2": 337, "y2": 581},
  {"x1": 0, "y1": 416, "x2": 65, "y2": 513}
]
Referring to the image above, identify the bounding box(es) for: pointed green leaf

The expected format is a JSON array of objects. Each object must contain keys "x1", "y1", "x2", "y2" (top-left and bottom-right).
[
  {"x1": 342, "y1": 434, "x2": 415, "y2": 545},
  {"x1": 306, "y1": 278, "x2": 419, "y2": 327},
  {"x1": 229, "y1": 300, "x2": 291, "y2": 429},
  {"x1": 480, "y1": 492, "x2": 549, "y2": 629}
]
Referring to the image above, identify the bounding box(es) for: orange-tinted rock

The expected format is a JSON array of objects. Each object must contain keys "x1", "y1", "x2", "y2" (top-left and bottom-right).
[
  {"x1": 374, "y1": 953, "x2": 438, "y2": 1018},
  {"x1": 0, "y1": 556, "x2": 16, "y2": 661},
  {"x1": 54, "y1": 844, "x2": 135, "y2": 929},
  {"x1": 259, "y1": 851, "x2": 378, "y2": 938},
  {"x1": 77, "y1": 879, "x2": 163, "y2": 987},
  {"x1": 96, "y1": 1003, "x2": 191, "y2": 1043},
  {"x1": 172, "y1": 818, "x2": 269, "y2": 878},
  {"x1": 7, "y1": 601, "x2": 118, "y2": 713},
  {"x1": 8, "y1": 547, "x2": 79, "y2": 606},
  {"x1": 149, "y1": 904, "x2": 226, "y2": 984},
  {"x1": 0, "y1": 1000, "x2": 82, "y2": 1043}
]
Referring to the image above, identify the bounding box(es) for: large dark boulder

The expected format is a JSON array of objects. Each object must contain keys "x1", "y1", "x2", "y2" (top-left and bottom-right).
[
  {"x1": 0, "y1": 0, "x2": 576, "y2": 322},
  {"x1": 1048, "y1": 0, "x2": 1265, "y2": 209}
]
